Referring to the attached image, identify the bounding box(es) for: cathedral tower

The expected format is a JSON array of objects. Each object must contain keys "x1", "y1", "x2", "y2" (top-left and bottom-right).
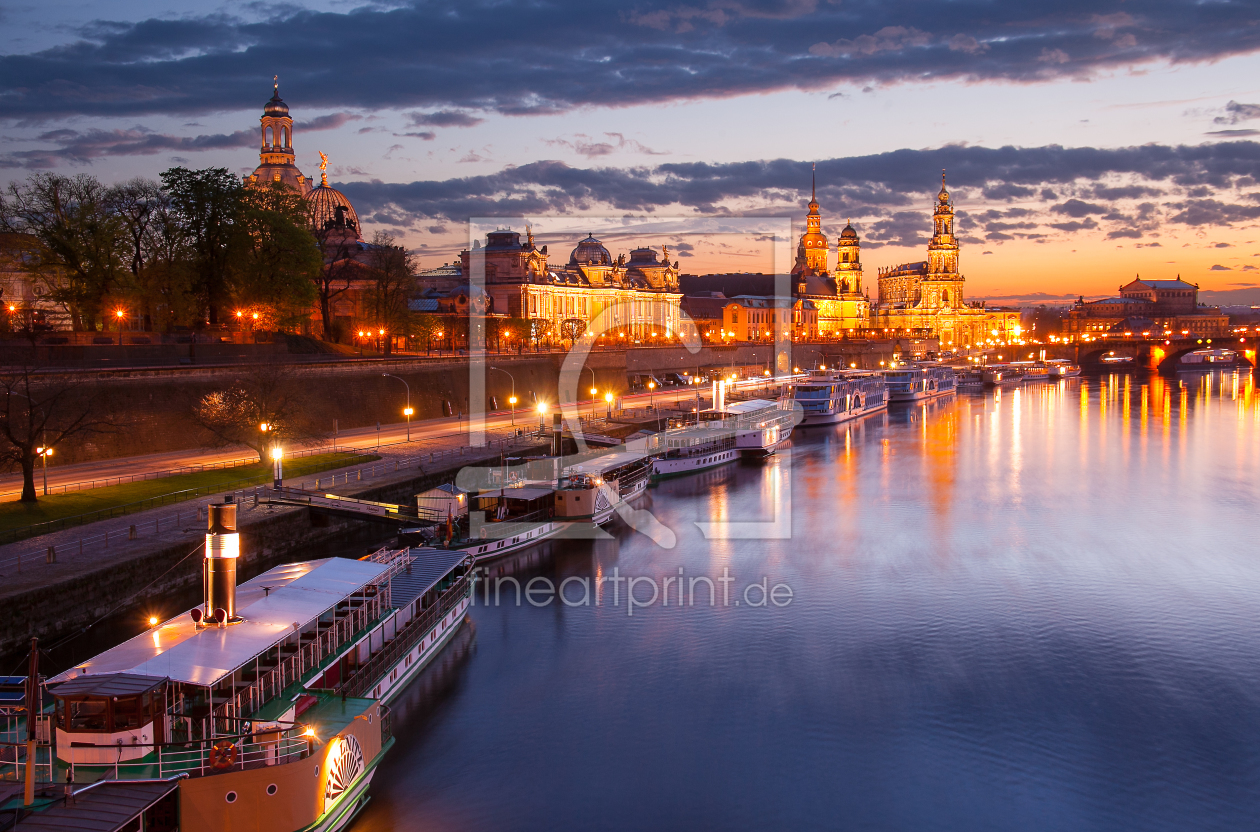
[
  {"x1": 798, "y1": 164, "x2": 829, "y2": 274},
  {"x1": 927, "y1": 171, "x2": 958, "y2": 277},
  {"x1": 246, "y1": 79, "x2": 311, "y2": 195}
]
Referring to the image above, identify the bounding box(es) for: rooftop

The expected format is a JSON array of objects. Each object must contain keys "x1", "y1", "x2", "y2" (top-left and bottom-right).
[{"x1": 48, "y1": 558, "x2": 389, "y2": 689}]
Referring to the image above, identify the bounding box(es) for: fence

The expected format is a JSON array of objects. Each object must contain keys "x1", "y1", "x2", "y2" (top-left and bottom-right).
[{"x1": 0, "y1": 428, "x2": 546, "y2": 575}]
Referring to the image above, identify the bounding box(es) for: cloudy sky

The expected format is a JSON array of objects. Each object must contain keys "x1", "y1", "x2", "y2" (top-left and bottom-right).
[{"x1": 4, "y1": 0, "x2": 1260, "y2": 301}]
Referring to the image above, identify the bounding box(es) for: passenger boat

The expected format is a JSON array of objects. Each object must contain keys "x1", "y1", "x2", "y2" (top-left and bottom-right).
[
  {"x1": 411, "y1": 451, "x2": 653, "y2": 564},
  {"x1": 882, "y1": 365, "x2": 958, "y2": 402},
  {"x1": 791, "y1": 371, "x2": 888, "y2": 426},
  {"x1": 722, "y1": 398, "x2": 796, "y2": 457},
  {"x1": 651, "y1": 423, "x2": 739, "y2": 479},
  {"x1": 1175, "y1": 348, "x2": 1239, "y2": 371},
  {"x1": 3, "y1": 497, "x2": 471, "y2": 832},
  {"x1": 982, "y1": 365, "x2": 1021, "y2": 387},
  {"x1": 1045, "y1": 359, "x2": 1081, "y2": 379},
  {"x1": 954, "y1": 368, "x2": 985, "y2": 391},
  {"x1": 1009, "y1": 362, "x2": 1050, "y2": 382}
]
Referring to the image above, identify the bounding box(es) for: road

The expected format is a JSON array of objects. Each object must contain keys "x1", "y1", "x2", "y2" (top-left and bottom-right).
[{"x1": 0, "y1": 387, "x2": 717, "y2": 501}]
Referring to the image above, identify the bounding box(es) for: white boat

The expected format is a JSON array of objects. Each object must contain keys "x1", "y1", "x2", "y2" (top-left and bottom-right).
[
  {"x1": 721, "y1": 398, "x2": 796, "y2": 457},
  {"x1": 1045, "y1": 359, "x2": 1081, "y2": 379},
  {"x1": 651, "y1": 424, "x2": 740, "y2": 479},
  {"x1": 1176, "y1": 348, "x2": 1238, "y2": 371},
  {"x1": 955, "y1": 368, "x2": 985, "y2": 391},
  {"x1": 792, "y1": 371, "x2": 888, "y2": 426},
  {"x1": 982, "y1": 365, "x2": 1021, "y2": 387},
  {"x1": 1009, "y1": 362, "x2": 1050, "y2": 382},
  {"x1": 882, "y1": 365, "x2": 958, "y2": 402},
  {"x1": 414, "y1": 452, "x2": 653, "y2": 564}
]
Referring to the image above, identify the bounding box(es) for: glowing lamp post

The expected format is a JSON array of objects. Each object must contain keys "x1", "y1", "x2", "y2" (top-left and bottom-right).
[
  {"x1": 115, "y1": 308, "x2": 126, "y2": 346},
  {"x1": 382, "y1": 374, "x2": 412, "y2": 440},
  {"x1": 35, "y1": 445, "x2": 52, "y2": 496},
  {"x1": 537, "y1": 401, "x2": 548, "y2": 434},
  {"x1": 604, "y1": 391, "x2": 614, "y2": 419},
  {"x1": 270, "y1": 445, "x2": 284, "y2": 488},
  {"x1": 490, "y1": 366, "x2": 517, "y2": 426}
]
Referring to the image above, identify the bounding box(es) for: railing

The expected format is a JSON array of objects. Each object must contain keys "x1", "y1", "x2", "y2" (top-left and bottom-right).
[
  {"x1": 0, "y1": 429, "x2": 549, "y2": 574},
  {"x1": 336, "y1": 573, "x2": 470, "y2": 700},
  {"x1": 0, "y1": 724, "x2": 313, "y2": 784},
  {"x1": 214, "y1": 589, "x2": 387, "y2": 726}
]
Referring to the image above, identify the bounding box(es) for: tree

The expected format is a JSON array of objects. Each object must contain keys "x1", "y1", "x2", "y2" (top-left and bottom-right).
[
  {"x1": 0, "y1": 366, "x2": 113, "y2": 502},
  {"x1": 232, "y1": 183, "x2": 320, "y2": 325},
  {"x1": 191, "y1": 363, "x2": 325, "y2": 461},
  {"x1": 107, "y1": 178, "x2": 166, "y2": 330},
  {"x1": 312, "y1": 228, "x2": 360, "y2": 343},
  {"x1": 364, "y1": 231, "x2": 415, "y2": 356},
  {"x1": 160, "y1": 167, "x2": 243, "y2": 326},
  {"x1": 411, "y1": 311, "x2": 441, "y2": 354},
  {"x1": 0, "y1": 173, "x2": 127, "y2": 330}
]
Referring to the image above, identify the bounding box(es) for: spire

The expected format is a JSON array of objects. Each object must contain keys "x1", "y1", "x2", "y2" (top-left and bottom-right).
[
  {"x1": 273, "y1": 75, "x2": 279, "y2": 95},
  {"x1": 812, "y1": 162, "x2": 816, "y2": 202}
]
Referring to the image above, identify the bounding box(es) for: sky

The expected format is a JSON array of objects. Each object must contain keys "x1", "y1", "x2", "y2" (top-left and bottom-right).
[{"x1": 4, "y1": 0, "x2": 1260, "y2": 303}]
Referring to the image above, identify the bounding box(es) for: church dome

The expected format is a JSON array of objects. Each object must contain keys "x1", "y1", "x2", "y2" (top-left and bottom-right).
[
  {"x1": 306, "y1": 183, "x2": 360, "y2": 238},
  {"x1": 264, "y1": 84, "x2": 289, "y2": 117},
  {"x1": 569, "y1": 234, "x2": 612, "y2": 266},
  {"x1": 840, "y1": 222, "x2": 858, "y2": 240}
]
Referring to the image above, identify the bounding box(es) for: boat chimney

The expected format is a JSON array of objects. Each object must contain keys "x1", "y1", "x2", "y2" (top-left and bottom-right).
[
  {"x1": 551, "y1": 412, "x2": 563, "y2": 457},
  {"x1": 204, "y1": 496, "x2": 240, "y2": 623}
]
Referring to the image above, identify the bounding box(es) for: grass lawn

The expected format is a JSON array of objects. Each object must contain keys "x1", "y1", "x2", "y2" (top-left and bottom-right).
[{"x1": 0, "y1": 451, "x2": 380, "y2": 534}]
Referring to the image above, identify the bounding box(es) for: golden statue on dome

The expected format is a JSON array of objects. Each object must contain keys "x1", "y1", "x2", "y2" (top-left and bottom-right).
[{"x1": 318, "y1": 151, "x2": 329, "y2": 186}]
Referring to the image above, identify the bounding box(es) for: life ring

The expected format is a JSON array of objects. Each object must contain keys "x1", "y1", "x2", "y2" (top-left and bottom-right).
[
  {"x1": 208, "y1": 740, "x2": 237, "y2": 770},
  {"x1": 479, "y1": 527, "x2": 488, "y2": 539}
]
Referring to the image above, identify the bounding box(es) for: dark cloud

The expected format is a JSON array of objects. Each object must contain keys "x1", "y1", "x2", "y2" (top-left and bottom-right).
[
  {"x1": 295, "y1": 112, "x2": 361, "y2": 131},
  {"x1": 407, "y1": 111, "x2": 485, "y2": 128},
  {"x1": 1209, "y1": 264, "x2": 1232, "y2": 270},
  {"x1": 333, "y1": 141, "x2": 1260, "y2": 245},
  {"x1": 2, "y1": 0, "x2": 1259, "y2": 120},
  {"x1": 1052, "y1": 199, "x2": 1108, "y2": 217},
  {"x1": 1215, "y1": 101, "x2": 1260, "y2": 126},
  {"x1": 0, "y1": 126, "x2": 254, "y2": 167}
]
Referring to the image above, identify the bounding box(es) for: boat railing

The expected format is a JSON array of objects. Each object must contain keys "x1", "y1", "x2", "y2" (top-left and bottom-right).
[
  {"x1": 213, "y1": 588, "x2": 387, "y2": 726},
  {"x1": 335, "y1": 573, "x2": 470, "y2": 700},
  {"x1": 0, "y1": 723, "x2": 313, "y2": 785}
]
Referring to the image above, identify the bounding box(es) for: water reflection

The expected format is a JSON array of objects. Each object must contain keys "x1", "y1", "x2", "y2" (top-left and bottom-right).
[{"x1": 358, "y1": 369, "x2": 1260, "y2": 832}]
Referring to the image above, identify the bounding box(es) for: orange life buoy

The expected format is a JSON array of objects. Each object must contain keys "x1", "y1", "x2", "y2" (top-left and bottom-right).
[{"x1": 208, "y1": 740, "x2": 237, "y2": 770}]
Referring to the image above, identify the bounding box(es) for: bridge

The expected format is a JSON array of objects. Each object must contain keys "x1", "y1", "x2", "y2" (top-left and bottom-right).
[{"x1": 1041, "y1": 332, "x2": 1258, "y2": 372}]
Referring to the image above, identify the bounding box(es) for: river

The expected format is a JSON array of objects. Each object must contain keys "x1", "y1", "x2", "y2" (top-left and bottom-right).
[{"x1": 349, "y1": 369, "x2": 1260, "y2": 832}]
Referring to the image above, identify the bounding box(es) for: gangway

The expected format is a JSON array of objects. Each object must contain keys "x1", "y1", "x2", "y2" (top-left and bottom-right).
[{"x1": 254, "y1": 485, "x2": 434, "y2": 526}]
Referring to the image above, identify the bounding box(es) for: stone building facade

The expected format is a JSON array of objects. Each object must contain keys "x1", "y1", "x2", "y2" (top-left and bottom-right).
[{"x1": 1063, "y1": 278, "x2": 1229, "y2": 337}]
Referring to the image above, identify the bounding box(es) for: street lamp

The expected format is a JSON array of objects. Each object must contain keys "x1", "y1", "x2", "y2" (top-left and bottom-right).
[
  {"x1": 382, "y1": 373, "x2": 412, "y2": 440},
  {"x1": 270, "y1": 445, "x2": 283, "y2": 489},
  {"x1": 604, "y1": 391, "x2": 614, "y2": 419},
  {"x1": 490, "y1": 366, "x2": 517, "y2": 426},
  {"x1": 537, "y1": 401, "x2": 548, "y2": 433},
  {"x1": 114, "y1": 308, "x2": 126, "y2": 346},
  {"x1": 648, "y1": 379, "x2": 655, "y2": 411},
  {"x1": 587, "y1": 366, "x2": 598, "y2": 421},
  {"x1": 35, "y1": 445, "x2": 52, "y2": 496}
]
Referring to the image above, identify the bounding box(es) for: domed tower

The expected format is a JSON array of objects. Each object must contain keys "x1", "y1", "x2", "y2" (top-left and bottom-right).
[
  {"x1": 306, "y1": 153, "x2": 361, "y2": 241},
  {"x1": 835, "y1": 220, "x2": 862, "y2": 295},
  {"x1": 246, "y1": 79, "x2": 311, "y2": 195},
  {"x1": 798, "y1": 163, "x2": 829, "y2": 274}
]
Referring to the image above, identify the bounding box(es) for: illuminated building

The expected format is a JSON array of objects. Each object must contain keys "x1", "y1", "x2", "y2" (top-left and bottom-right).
[
  {"x1": 790, "y1": 168, "x2": 870, "y2": 334},
  {"x1": 870, "y1": 174, "x2": 1020, "y2": 347},
  {"x1": 722, "y1": 296, "x2": 818, "y2": 341},
  {"x1": 457, "y1": 229, "x2": 683, "y2": 341},
  {"x1": 1063, "y1": 277, "x2": 1229, "y2": 337},
  {"x1": 246, "y1": 81, "x2": 312, "y2": 195}
]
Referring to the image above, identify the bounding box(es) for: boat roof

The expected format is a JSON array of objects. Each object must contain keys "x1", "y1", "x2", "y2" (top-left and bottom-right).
[
  {"x1": 717, "y1": 399, "x2": 779, "y2": 415},
  {"x1": 48, "y1": 557, "x2": 389, "y2": 689},
  {"x1": 482, "y1": 485, "x2": 555, "y2": 501},
  {"x1": 565, "y1": 451, "x2": 649, "y2": 475},
  {"x1": 50, "y1": 673, "x2": 167, "y2": 698},
  {"x1": 390, "y1": 548, "x2": 468, "y2": 607},
  {"x1": 15, "y1": 780, "x2": 181, "y2": 832}
]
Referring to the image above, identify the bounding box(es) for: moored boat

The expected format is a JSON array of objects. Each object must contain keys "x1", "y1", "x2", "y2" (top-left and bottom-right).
[
  {"x1": 4, "y1": 498, "x2": 472, "y2": 832},
  {"x1": 1045, "y1": 359, "x2": 1081, "y2": 379},
  {"x1": 792, "y1": 370, "x2": 888, "y2": 425},
  {"x1": 882, "y1": 365, "x2": 957, "y2": 402}
]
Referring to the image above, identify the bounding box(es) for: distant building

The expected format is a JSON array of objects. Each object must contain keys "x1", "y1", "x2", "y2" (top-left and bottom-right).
[
  {"x1": 790, "y1": 167, "x2": 870, "y2": 334},
  {"x1": 1063, "y1": 278, "x2": 1229, "y2": 337},
  {"x1": 452, "y1": 229, "x2": 684, "y2": 341},
  {"x1": 870, "y1": 174, "x2": 1020, "y2": 346},
  {"x1": 721, "y1": 296, "x2": 817, "y2": 342}
]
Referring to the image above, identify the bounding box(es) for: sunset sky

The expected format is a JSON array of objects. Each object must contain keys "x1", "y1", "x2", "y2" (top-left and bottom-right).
[{"x1": 4, "y1": 0, "x2": 1260, "y2": 303}]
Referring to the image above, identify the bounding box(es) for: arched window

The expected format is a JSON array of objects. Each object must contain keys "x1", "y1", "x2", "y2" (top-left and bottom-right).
[
  {"x1": 282, "y1": 127, "x2": 290, "y2": 147},
  {"x1": 265, "y1": 126, "x2": 273, "y2": 146}
]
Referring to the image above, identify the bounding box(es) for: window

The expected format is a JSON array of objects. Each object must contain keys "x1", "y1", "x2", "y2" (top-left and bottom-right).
[{"x1": 265, "y1": 126, "x2": 273, "y2": 146}]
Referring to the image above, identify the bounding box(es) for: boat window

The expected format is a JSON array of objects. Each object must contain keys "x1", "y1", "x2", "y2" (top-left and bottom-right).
[{"x1": 65, "y1": 698, "x2": 108, "y2": 731}]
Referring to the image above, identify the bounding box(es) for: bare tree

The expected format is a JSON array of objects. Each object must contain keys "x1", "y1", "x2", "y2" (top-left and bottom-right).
[
  {"x1": 191, "y1": 363, "x2": 326, "y2": 461},
  {"x1": 365, "y1": 231, "x2": 416, "y2": 356},
  {"x1": 0, "y1": 367, "x2": 113, "y2": 502},
  {"x1": 312, "y1": 228, "x2": 360, "y2": 343}
]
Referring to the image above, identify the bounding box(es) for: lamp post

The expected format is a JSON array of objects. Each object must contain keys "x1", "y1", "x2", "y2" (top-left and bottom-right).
[
  {"x1": 35, "y1": 445, "x2": 52, "y2": 496},
  {"x1": 271, "y1": 445, "x2": 283, "y2": 489},
  {"x1": 604, "y1": 391, "x2": 614, "y2": 419},
  {"x1": 537, "y1": 401, "x2": 548, "y2": 434},
  {"x1": 382, "y1": 373, "x2": 412, "y2": 440},
  {"x1": 115, "y1": 308, "x2": 126, "y2": 346},
  {"x1": 587, "y1": 366, "x2": 598, "y2": 421},
  {"x1": 490, "y1": 367, "x2": 517, "y2": 426}
]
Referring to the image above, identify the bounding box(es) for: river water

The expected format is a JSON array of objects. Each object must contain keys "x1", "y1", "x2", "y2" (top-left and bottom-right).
[{"x1": 354, "y1": 370, "x2": 1260, "y2": 832}]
